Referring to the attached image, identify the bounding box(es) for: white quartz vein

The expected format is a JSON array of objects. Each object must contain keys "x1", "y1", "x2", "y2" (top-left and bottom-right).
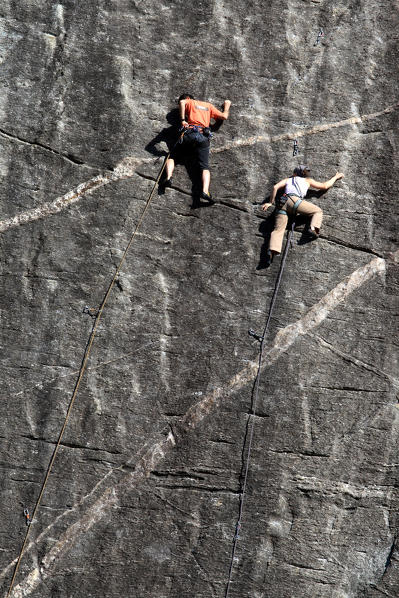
[
  {"x1": 1, "y1": 251, "x2": 390, "y2": 597},
  {"x1": 0, "y1": 101, "x2": 397, "y2": 234}
]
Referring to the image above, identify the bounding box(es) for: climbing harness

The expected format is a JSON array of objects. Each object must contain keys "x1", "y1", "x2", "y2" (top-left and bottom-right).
[
  {"x1": 276, "y1": 194, "x2": 302, "y2": 217},
  {"x1": 180, "y1": 124, "x2": 212, "y2": 139},
  {"x1": 276, "y1": 176, "x2": 305, "y2": 216},
  {"x1": 293, "y1": 139, "x2": 298, "y2": 156},
  {"x1": 5, "y1": 133, "x2": 184, "y2": 598},
  {"x1": 290, "y1": 196, "x2": 302, "y2": 215},
  {"x1": 225, "y1": 219, "x2": 296, "y2": 598},
  {"x1": 315, "y1": 27, "x2": 324, "y2": 45},
  {"x1": 178, "y1": 126, "x2": 187, "y2": 140},
  {"x1": 275, "y1": 194, "x2": 290, "y2": 214}
]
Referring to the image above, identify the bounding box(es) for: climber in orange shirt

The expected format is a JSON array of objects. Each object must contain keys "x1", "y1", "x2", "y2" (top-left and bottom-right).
[{"x1": 163, "y1": 94, "x2": 231, "y2": 201}]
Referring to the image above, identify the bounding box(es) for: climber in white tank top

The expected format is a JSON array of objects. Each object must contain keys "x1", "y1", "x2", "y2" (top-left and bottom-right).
[
  {"x1": 260, "y1": 165, "x2": 344, "y2": 266},
  {"x1": 284, "y1": 175, "x2": 309, "y2": 198}
]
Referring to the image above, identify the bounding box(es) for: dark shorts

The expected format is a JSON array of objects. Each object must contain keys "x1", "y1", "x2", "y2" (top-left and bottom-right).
[{"x1": 170, "y1": 129, "x2": 210, "y2": 171}]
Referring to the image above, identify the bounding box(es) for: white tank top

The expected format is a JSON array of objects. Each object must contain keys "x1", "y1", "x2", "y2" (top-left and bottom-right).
[{"x1": 285, "y1": 176, "x2": 309, "y2": 198}]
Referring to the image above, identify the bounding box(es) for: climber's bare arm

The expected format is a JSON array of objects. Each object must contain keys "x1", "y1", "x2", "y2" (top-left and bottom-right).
[
  {"x1": 307, "y1": 172, "x2": 344, "y2": 191},
  {"x1": 262, "y1": 178, "x2": 288, "y2": 211}
]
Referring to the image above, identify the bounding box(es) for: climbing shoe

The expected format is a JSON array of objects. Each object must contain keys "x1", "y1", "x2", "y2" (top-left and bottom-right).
[
  {"x1": 201, "y1": 191, "x2": 215, "y2": 204},
  {"x1": 163, "y1": 177, "x2": 173, "y2": 188},
  {"x1": 256, "y1": 250, "x2": 273, "y2": 270},
  {"x1": 265, "y1": 249, "x2": 273, "y2": 267},
  {"x1": 306, "y1": 227, "x2": 319, "y2": 240}
]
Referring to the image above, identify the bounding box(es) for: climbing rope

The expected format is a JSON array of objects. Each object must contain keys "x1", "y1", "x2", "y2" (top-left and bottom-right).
[
  {"x1": 224, "y1": 219, "x2": 296, "y2": 598},
  {"x1": 5, "y1": 138, "x2": 182, "y2": 598}
]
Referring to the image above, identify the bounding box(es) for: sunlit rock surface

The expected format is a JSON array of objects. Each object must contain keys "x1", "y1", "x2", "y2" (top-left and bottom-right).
[{"x1": 0, "y1": 1, "x2": 398, "y2": 597}]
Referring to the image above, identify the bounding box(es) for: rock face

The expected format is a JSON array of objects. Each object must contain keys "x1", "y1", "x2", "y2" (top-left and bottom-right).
[{"x1": 0, "y1": 2, "x2": 398, "y2": 597}]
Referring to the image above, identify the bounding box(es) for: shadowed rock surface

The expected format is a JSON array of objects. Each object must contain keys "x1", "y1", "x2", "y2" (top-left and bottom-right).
[{"x1": 0, "y1": 1, "x2": 398, "y2": 597}]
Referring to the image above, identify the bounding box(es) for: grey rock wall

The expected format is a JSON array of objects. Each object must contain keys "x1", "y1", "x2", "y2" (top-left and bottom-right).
[{"x1": 0, "y1": 1, "x2": 398, "y2": 597}]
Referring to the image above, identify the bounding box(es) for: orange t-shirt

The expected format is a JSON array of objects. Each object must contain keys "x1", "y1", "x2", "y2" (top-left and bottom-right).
[{"x1": 184, "y1": 99, "x2": 224, "y2": 127}]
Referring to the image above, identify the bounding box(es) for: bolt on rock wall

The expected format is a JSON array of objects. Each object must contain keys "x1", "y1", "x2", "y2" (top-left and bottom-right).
[{"x1": 0, "y1": 1, "x2": 398, "y2": 597}]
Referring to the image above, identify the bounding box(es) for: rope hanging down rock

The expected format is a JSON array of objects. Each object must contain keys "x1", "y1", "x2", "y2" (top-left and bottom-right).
[
  {"x1": 224, "y1": 219, "x2": 296, "y2": 598},
  {"x1": 5, "y1": 142, "x2": 179, "y2": 598}
]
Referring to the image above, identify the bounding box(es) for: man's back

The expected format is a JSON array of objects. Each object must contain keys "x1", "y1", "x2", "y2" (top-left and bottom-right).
[{"x1": 185, "y1": 99, "x2": 224, "y2": 128}]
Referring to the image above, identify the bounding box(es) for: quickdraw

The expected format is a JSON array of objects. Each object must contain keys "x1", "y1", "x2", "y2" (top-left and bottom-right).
[
  {"x1": 248, "y1": 328, "x2": 263, "y2": 343},
  {"x1": 83, "y1": 305, "x2": 98, "y2": 317},
  {"x1": 23, "y1": 509, "x2": 31, "y2": 527},
  {"x1": 315, "y1": 28, "x2": 324, "y2": 45}
]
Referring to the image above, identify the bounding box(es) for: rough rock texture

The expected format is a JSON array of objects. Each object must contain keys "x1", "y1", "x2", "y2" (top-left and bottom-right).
[{"x1": 0, "y1": 1, "x2": 398, "y2": 597}]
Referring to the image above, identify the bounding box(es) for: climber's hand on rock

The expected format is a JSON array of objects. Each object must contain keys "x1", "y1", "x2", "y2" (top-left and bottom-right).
[{"x1": 262, "y1": 202, "x2": 272, "y2": 211}]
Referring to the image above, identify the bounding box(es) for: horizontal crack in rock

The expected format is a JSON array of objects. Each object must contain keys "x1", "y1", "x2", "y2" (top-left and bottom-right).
[
  {"x1": 1, "y1": 101, "x2": 397, "y2": 234},
  {"x1": 0, "y1": 127, "x2": 97, "y2": 169}
]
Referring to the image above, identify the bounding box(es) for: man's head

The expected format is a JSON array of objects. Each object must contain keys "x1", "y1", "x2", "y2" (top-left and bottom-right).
[
  {"x1": 178, "y1": 93, "x2": 194, "y2": 102},
  {"x1": 293, "y1": 165, "x2": 310, "y2": 177}
]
